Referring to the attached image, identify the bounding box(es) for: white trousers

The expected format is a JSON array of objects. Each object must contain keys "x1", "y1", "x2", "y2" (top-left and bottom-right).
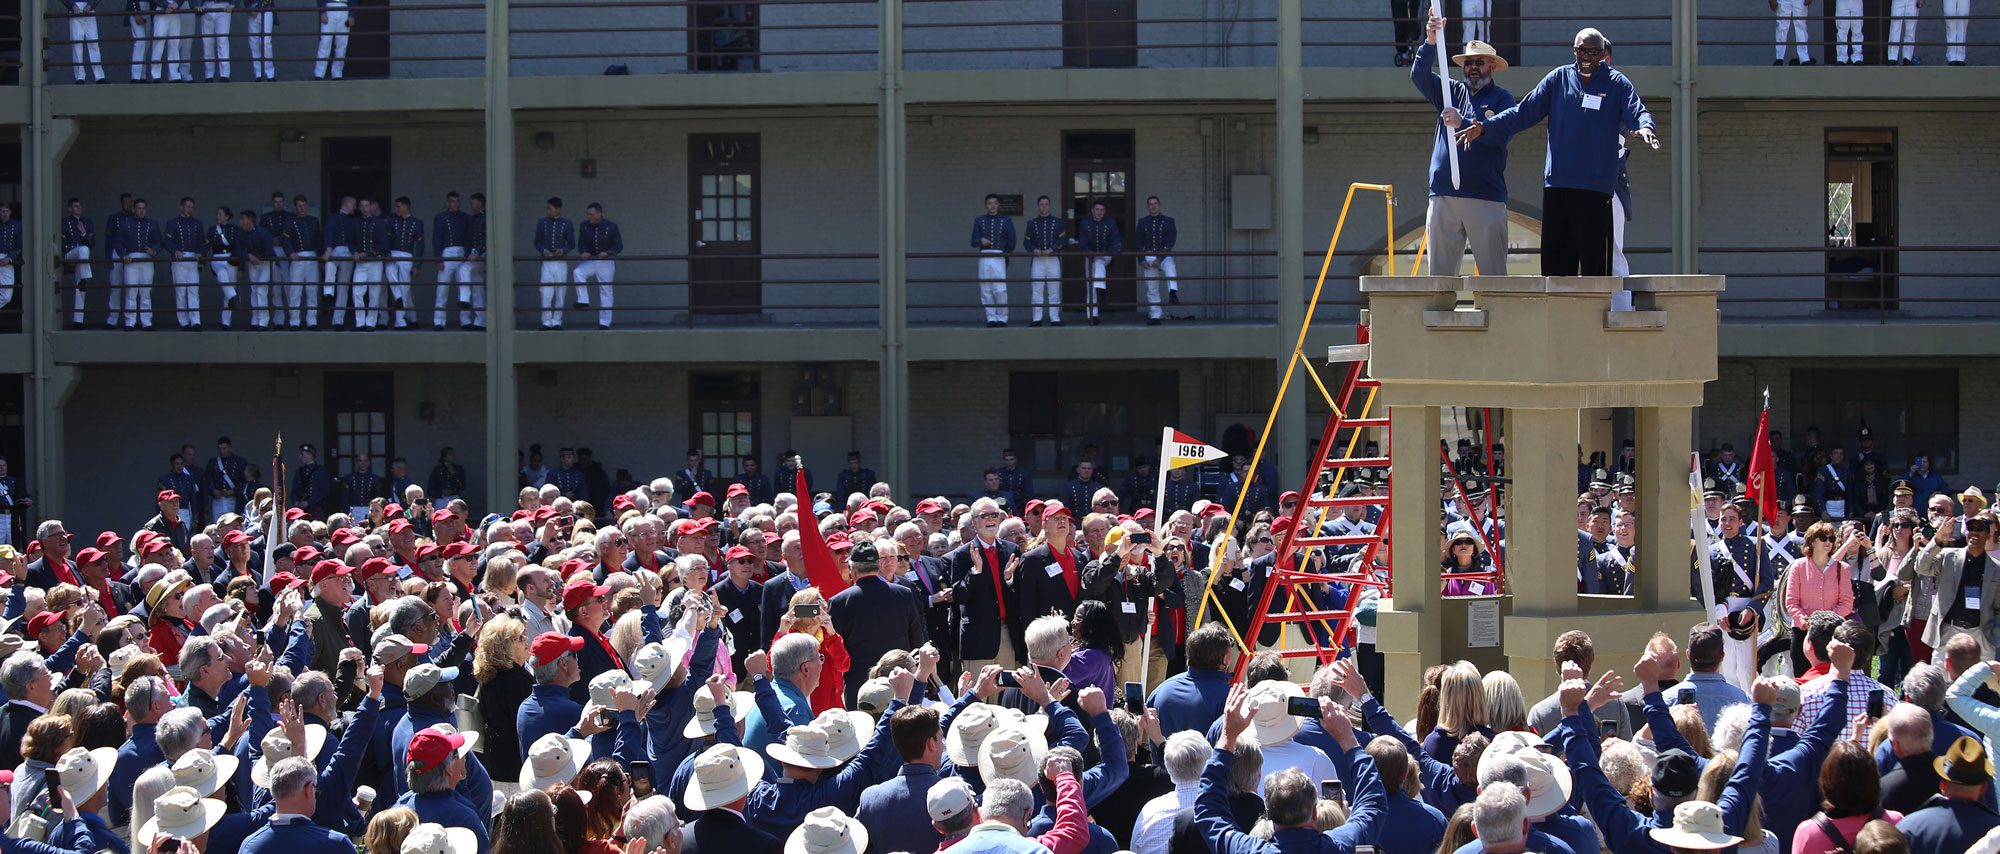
[
  {"x1": 1775, "y1": 0, "x2": 1810, "y2": 61},
  {"x1": 1087, "y1": 255, "x2": 1110, "y2": 319},
  {"x1": 129, "y1": 18, "x2": 150, "y2": 80},
  {"x1": 1836, "y1": 0, "x2": 1864, "y2": 62},
  {"x1": 1028, "y1": 255, "x2": 1061, "y2": 322},
  {"x1": 457, "y1": 255, "x2": 485, "y2": 326},
  {"x1": 1139, "y1": 255, "x2": 1175, "y2": 319},
  {"x1": 1946, "y1": 0, "x2": 1969, "y2": 62},
  {"x1": 198, "y1": 4, "x2": 229, "y2": 78},
  {"x1": 65, "y1": 246, "x2": 91, "y2": 323},
  {"x1": 976, "y1": 253, "x2": 1008, "y2": 324},
  {"x1": 538, "y1": 260, "x2": 567, "y2": 326},
  {"x1": 325, "y1": 246, "x2": 352, "y2": 325},
  {"x1": 121, "y1": 255, "x2": 154, "y2": 327},
  {"x1": 246, "y1": 9, "x2": 273, "y2": 78},
  {"x1": 434, "y1": 246, "x2": 465, "y2": 326},
  {"x1": 1460, "y1": 0, "x2": 1488, "y2": 44},
  {"x1": 387, "y1": 250, "x2": 414, "y2": 326},
  {"x1": 353, "y1": 259, "x2": 385, "y2": 327},
  {"x1": 0, "y1": 265, "x2": 13, "y2": 310},
  {"x1": 315, "y1": 6, "x2": 349, "y2": 77},
  {"x1": 149, "y1": 9, "x2": 187, "y2": 81},
  {"x1": 171, "y1": 252, "x2": 200, "y2": 326},
  {"x1": 68, "y1": 4, "x2": 106, "y2": 81},
  {"x1": 1611, "y1": 194, "x2": 1630, "y2": 279},
  {"x1": 210, "y1": 259, "x2": 237, "y2": 327},
  {"x1": 1888, "y1": 0, "x2": 1918, "y2": 61},
  {"x1": 573, "y1": 259, "x2": 616, "y2": 327},
  {"x1": 245, "y1": 259, "x2": 271, "y2": 326},
  {"x1": 290, "y1": 251, "x2": 320, "y2": 326}
]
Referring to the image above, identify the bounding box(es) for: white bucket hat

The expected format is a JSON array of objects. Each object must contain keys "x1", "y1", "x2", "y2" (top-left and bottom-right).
[
  {"x1": 683, "y1": 690, "x2": 758, "y2": 739},
  {"x1": 138, "y1": 785, "x2": 226, "y2": 847},
  {"x1": 683, "y1": 743, "x2": 764, "y2": 811},
  {"x1": 1246, "y1": 680, "x2": 1304, "y2": 746},
  {"x1": 976, "y1": 725, "x2": 1048, "y2": 789},
  {"x1": 784, "y1": 806, "x2": 868, "y2": 854},
  {"x1": 400, "y1": 822, "x2": 481, "y2": 854},
  {"x1": 634, "y1": 637, "x2": 690, "y2": 692},
  {"x1": 1646, "y1": 801, "x2": 1743, "y2": 851},
  {"x1": 588, "y1": 669, "x2": 633, "y2": 708},
  {"x1": 250, "y1": 724, "x2": 329, "y2": 788},
  {"x1": 811, "y1": 709, "x2": 874, "y2": 763},
  {"x1": 521, "y1": 732, "x2": 593, "y2": 791},
  {"x1": 56, "y1": 747, "x2": 118, "y2": 805},
  {"x1": 170, "y1": 748, "x2": 240, "y2": 799},
  {"x1": 944, "y1": 704, "x2": 1045, "y2": 768},
  {"x1": 1478, "y1": 732, "x2": 1573, "y2": 820},
  {"x1": 766, "y1": 725, "x2": 843, "y2": 770}
]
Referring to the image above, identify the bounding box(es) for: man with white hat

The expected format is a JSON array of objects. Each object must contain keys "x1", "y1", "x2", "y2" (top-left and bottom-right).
[
  {"x1": 1232, "y1": 680, "x2": 1337, "y2": 796},
  {"x1": 241, "y1": 756, "x2": 354, "y2": 854},
  {"x1": 1413, "y1": 10, "x2": 1518, "y2": 278},
  {"x1": 400, "y1": 822, "x2": 482, "y2": 854},
  {"x1": 520, "y1": 731, "x2": 592, "y2": 791},
  {"x1": 390, "y1": 659, "x2": 494, "y2": 815},
  {"x1": 136, "y1": 784, "x2": 227, "y2": 852},
  {"x1": 1646, "y1": 801, "x2": 1743, "y2": 853},
  {"x1": 783, "y1": 806, "x2": 868, "y2": 854},
  {"x1": 683, "y1": 743, "x2": 779, "y2": 854},
  {"x1": 1194, "y1": 684, "x2": 1382, "y2": 854},
  {"x1": 640, "y1": 601, "x2": 730, "y2": 798},
  {"x1": 394, "y1": 725, "x2": 489, "y2": 853},
  {"x1": 43, "y1": 746, "x2": 119, "y2": 851},
  {"x1": 743, "y1": 667, "x2": 911, "y2": 839}
]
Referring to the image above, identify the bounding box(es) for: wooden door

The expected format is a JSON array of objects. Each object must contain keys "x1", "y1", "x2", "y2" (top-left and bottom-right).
[
  {"x1": 1061, "y1": 132, "x2": 1135, "y2": 312},
  {"x1": 689, "y1": 134, "x2": 762, "y2": 316}
]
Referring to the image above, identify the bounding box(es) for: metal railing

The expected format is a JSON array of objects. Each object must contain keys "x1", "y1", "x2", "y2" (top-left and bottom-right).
[
  {"x1": 508, "y1": 0, "x2": 877, "y2": 77},
  {"x1": 505, "y1": 250, "x2": 878, "y2": 328},
  {"x1": 904, "y1": 0, "x2": 1276, "y2": 71},
  {"x1": 1698, "y1": 6, "x2": 2000, "y2": 66},
  {"x1": 44, "y1": 1, "x2": 484, "y2": 83},
  {"x1": 1303, "y1": 7, "x2": 1675, "y2": 70},
  {"x1": 906, "y1": 249, "x2": 1279, "y2": 325}
]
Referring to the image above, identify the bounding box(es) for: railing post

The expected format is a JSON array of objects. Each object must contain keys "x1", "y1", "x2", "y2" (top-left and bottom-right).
[
  {"x1": 1671, "y1": 0, "x2": 1698, "y2": 274},
  {"x1": 483, "y1": 0, "x2": 519, "y2": 512},
  {"x1": 1272, "y1": 0, "x2": 1306, "y2": 487},
  {"x1": 878, "y1": 0, "x2": 909, "y2": 496}
]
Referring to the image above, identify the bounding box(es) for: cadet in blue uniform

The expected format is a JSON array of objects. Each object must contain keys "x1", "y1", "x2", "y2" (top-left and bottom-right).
[
  {"x1": 61, "y1": 198, "x2": 94, "y2": 327},
  {"x1": 343, "y1": 451, "x2": 386, "y2": 517},
  {"x1": 292, "y1": 444, "x2": 333, "y2": 516},
  {"x1": 970, "y1": 193, "x2": 1016, "y2": 327},
  {"x1": 462, "y1": 192, "x2": 487, "y2": 330},
  {"x1": 431, "y1": 192, "x2": 472, "y2": 330},
  {"x1": 1076, "y1": 202, "x2": 1121, "y2": 326},
  {"x1": 233, "y1": 210, "x2": 277, "y2": 329},
  {"x1": 1022, "y1": 194, "x2": 1065, "y2": 326},
  {"x1": 1456, "y1": 27, "x2": 1656, "y2": 277},
  {"x1": 833, "y1": 452, "x2": 873, "y2": 502},
  {"x1": 163, "y1": 197, "x2": 204, "y2": 329},
  {"x1": 547, "y1": 448, "x2": 586, "y2": 500},
  {"x1": 1133, "y1": 195, "x2": 1177, "y2": 323},
  {"x1": 322, "y1": 196, "x2": 356, "y2": 327},
  {"x1": 574, "y1": 202, "x2": 623, "y2": 329},
  {"x1": 196, "y1": 0, "x2": 229, "y2": 82},
  {"x1": 996, "y1": 449, "x2": 1033, "y2": 510},
  {"x1": 257, "y1": 193, "x2": 295, "y2": 325},
  {"x1": 1701, "y1": 503, "x2": 1776, "y2": 683},
  {"x1": 351, "y1": 198, "x2": 388, "y2": 329},
  {"x1": 1414, "y1": 14, "x2": 1517, "y2": 277},
  {"x1": 287, "y1": 195, "x2": 325, "y2": 329},
  {"x1": 104, "y1": 194, "x2": 131, "y2": 321},
  {"x1": 314, "y1": 0, "x2": 352, "y2": 79},
  {"x1": 385, "y1": 196, "x2": 424, "y2": 329},
  {"x1": 532, "y1": 197, "x2": 574, "y2": 329},
  {"x1": 0, "y1": 204, "x2": 20, "y2": 314},
  {"x1": 205, "y1": 206, "x2": 239, "y2": 328},
  {"x1": 63, "y1": 0, "x2": 109, "y2": 82},
  {"x1": 115, "y1": 198, "x2": 163, "y2": 329},
  {"x1": 245, "y1": 0, "x2": 274, "y2": 79}
]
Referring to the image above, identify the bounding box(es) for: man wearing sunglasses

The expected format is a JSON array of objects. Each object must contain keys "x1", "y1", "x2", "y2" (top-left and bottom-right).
[
  {"x1": 1456, "y1": 27, "x2": 1657, "y2": 277},
  {"x1": 1913, "y1": 511, "x2": 2000, "y2": 663},
  {"x1": 1413, "y1": 12, "x2": 1517, "y2": 278}
]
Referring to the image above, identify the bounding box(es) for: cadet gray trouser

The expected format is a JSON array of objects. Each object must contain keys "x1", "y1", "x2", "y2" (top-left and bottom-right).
[{"x1": 1424, "y1": 194, "x2": 1509, "y2": 277}]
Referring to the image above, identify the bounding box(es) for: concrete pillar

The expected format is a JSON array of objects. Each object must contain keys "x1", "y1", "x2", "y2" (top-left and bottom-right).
[
  {"x1": 877, "y1": 0, "x2": 910, "y2": 498},
  {"x1": 1270, "y1": 0, "x2": 1306, "y2": 488},
  {"x1": 1502, "y1": 407, "x2": 1584, "y2": 701},
  {"x1": 1671, "y1": 0, "x2": 1698, "y2": 273},
  {"x1": 1379, "y1": 404, "x2": 1441, "y2": 720},
  {"x1": 1637, "y1": 405, "x2": 1696, "y2": 611},
  {"x1": 481, "y1": 0, "x2": 518, "y2": 512}
]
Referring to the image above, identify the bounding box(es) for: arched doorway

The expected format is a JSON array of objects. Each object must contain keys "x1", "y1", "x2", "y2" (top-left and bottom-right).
[{"x1": 1366, "y1": 209, "x2": 1544, "y2": 277}]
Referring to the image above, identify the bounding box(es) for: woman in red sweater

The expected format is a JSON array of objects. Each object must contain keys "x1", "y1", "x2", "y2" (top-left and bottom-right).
[{"x1": 773, "y1": 586, "x2": 850, "y2": 714}]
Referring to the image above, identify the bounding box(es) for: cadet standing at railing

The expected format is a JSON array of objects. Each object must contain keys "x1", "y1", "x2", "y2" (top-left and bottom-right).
[
  {"x1": 115, "y1": 199, "x2": 163, "y2": 329},
  {"x1": 258, "y1": 191, "x2": 294, "y2": 306},
  {"x1": 1022, "y1": 194, "x2": 1066, "y2": 327},
  {"x1": 197, "y1": 0, "x2": 230, "y2": 81},
  {"x1": 351, "y1": 198, "x2": 387, "y2": 329},
  {"x1": 61, "y1": 198, "x2": 94, "y2": 327},
  {"x1": 970, "y1": 193, "x2": 1015, "y2": 328},
  {"x1": 206, "y1": 205, "x2": 239, "y2": 328},
  {"x1": 315, "y1": 0, "x2": 351, "y2": 79},
  {"x1": 164, "y1": 197, "x2": 206, "y2": 329},
  {"x1": 126, "y1": 0, "x2": 153, "y2": 82},
  {"x1": 0, "y1": 205, "x2": 19, "y2": 313},
  {"x1": 462, "y1": 192, "x2": 487, "y2": 330},
  {"x1": 1076, "y1": 201, "x2": 1120, "y2": 327},
  {"x1": 1133, "y1": 194, "x2": 1177, "y2": 326},
  {"x1": 105, "y1": 194, "x2": 131, "y2": 318},
  {"x1": 385, "y1": 197, "x2": 425, "y2": 329},
  {"x1": 575, "y1": 202, "x2": 623, "y2": 330},
  {"x1": 149, "y1": 0, "x2": 191, "y2": 82},
  {"x1": 533, "y1": 197, "x2": 574, "y2": 330},
  {"x1": 1773, "y1": 0, "x2": 1813, "y2": 65},
  {"x1": 235, "y1": 211, "x2": 276, "y2": 323},
  {"x1": 431, "y1": 191, "x2": 471, "y2": 330},
  {"x1": 63, "y1": 0, "x2": 109, "y2": 82},
  {"x1": 323, "y1": 195, "x2": 356, "y2": 326},
  {"x1": 245, "y1": 0, "x2": 275, "y2": 80},
  {"x1": 1834, "y1": 0, "x2": 1863, "y2": 64},
  {"x1": 287, "y1": 195, "x2": 325, "y2": 329}
]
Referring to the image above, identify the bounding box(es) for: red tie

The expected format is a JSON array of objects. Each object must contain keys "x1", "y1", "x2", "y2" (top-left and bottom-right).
[{"x1": 983, "y1": 545, "x2": 1007, "y2": 619}]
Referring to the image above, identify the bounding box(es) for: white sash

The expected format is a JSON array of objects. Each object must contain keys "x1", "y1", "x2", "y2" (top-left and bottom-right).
[{"x1": 1822, "y1": 464, "x2": 1847, "y2": 493}]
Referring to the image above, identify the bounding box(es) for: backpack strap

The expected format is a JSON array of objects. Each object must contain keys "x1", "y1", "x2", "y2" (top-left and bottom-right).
[{"x1": 1814, "y1": 813, "x2": 1856, "y2": 854}]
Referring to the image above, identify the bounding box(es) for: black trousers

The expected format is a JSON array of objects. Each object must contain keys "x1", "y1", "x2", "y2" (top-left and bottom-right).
[
  {"x1": 1541, "y1": 187, "x2": 1614, "y2": 276},
  {"x1": 1391, "y1": 0, "x2": 1423, "y2": 50}
]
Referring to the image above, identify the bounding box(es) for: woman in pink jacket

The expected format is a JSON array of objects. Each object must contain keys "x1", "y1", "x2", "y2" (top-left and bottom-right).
[{"x1": 1784, "y1": 521, "x2": 1862, "y2": 675}]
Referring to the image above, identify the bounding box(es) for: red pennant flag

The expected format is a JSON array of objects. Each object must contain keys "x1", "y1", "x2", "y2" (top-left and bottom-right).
[
  {"x1": 1745, "y1": 389, "x2": 1781, "y2": 527},
  {"x1": 795, "y1": 468, "x2": 849, "y2": 597}
]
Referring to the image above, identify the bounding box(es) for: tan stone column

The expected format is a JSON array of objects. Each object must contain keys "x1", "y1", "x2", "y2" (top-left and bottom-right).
[
  {"x1": 1379, "y1": 403, "x2": 1442, "y2": 719},
  {"x1": 1638, "y1": 405, "x2": 1698, "y2": 611},
  {"x1": 1501, "y1": 407, "x2": 1583, "y2": 701}
]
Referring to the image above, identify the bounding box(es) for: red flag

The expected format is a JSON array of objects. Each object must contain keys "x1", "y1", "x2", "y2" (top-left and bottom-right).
[
  {"x1": 1745, "y1": 390, "x2": 1781, "y2": 527},
  {"x1": 795, "y1": 468, "x2": 849, "y2": 597}
]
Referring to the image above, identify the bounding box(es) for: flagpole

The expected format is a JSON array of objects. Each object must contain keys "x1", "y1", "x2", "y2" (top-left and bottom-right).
[
  {"x1": 263, "y1": 432, "x2": 282, "y2": 585},
  {"x1": 1434, "y1": 0, "x2": 1460, "y2": 190},
  {"x1": 1690, "y1": 452, "x2": 1718, "y2": 621},
  {"x1": 1140, "y1": 427, "x2": 1175, "y2": 695}
]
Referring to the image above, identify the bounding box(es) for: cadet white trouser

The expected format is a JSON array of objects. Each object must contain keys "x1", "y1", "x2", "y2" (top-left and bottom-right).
[
  {"x1": 1836, "y1": 0, "x2": 1864, "y2": 63},
  {"x1": 1087, "y1": 255, "x2": 1110, "y2": 319},
  {"x1": 573, "y1": 259, "x2": 616, "y2": 327},
  {"x1": 246, "y1": 259, "x2": 272, "y2": 326},
  {"x1": 1946, "y1": 0, "x2": 1969, "y2": 62},
  {"x1": 67, "y1": 3, "x2": 106, "y2": 81},
  {"x1": 198, "y1": 3, "x2": 229, "y2": 79},
  {"x1": 1138, "y1": 256, "x2": 1171, "y2": 320},
  {"x1": 122, "y1": 254, "x2": 154, "y2": 327},
  {"x1": 1612, "y1": 194, "x2": 1630, "y2": 279},
  {"x1": 1775, "y1": 0, "x2": 1810, "y2": 61},
  {"x1": 324, "y1": 246, "x2": 352, "y2": 325},
  {"x1": 65, "y1": 246, "x2": 90, "y2": 323},
  {"x1": 315, "y1": 6, "x2": 349, "y2": 78},
  {"x1": 1888, "y1": 0, "x2": 1919, "y2": 61},
  {"x1": 172, "y1": 252, "x2": 200, "y2": 326},
  {"x1": 353, "y1": 258, "x2": 384, "y2": 327},
  {"x1": 457, "y1": 254, "x2": 485, "y2": 327},
  {"x1": 434, "y1": 246, "x2": 465, "y2": 327},
  {"x1": 149, "y1": 9, "x2": 186, "y2": 81},
  {"x1": 247, "y1": 9, "x2": 273, "y2": 78},
  {"x1": 1029, "y1": 255, "x2": 1061, "y2": 323},
  {"x1": 1461, "y1": 0, "x2": 1488, "y2": 44},
  {"x1": 129, "y1": 17, "x2": 151, "y2": 80},
  {"x1": 977, "y1": 252, "x2": 1007, "y2": 324},
  {"x1": 0, "y1": 264, "x2": 14, "y2": 311},
  {"x1": 210, "y1": 258, "x2": 237, "y2": 327},
  {"x1": 538, "y1": 260, "x2": 567, "y2": 327},
  {"x1": 387, "y1": 250, "x2": 414, "y2": 326},
  {"x1": 290, "y1": 251, "x2": 319, "y2": 327}
]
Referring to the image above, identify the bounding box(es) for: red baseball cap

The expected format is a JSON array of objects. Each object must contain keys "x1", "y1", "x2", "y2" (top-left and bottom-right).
[
  {"x1": 95, "y1": 531, "x2": 124, "y2": 549},
  {"x1": 689, "y1": 491, "x2": 716, "y2": 508},
  {"x1": 725, "y1": 484, "x2": 748, "y2": 499},
  {"x1": 560, "y1": 577, "x2": 609, "y2": 611},
  {"x1": 916, "y1": 499, "x2": 946, "y2": 514},
  {"x1": 532, "y1": 507, "x2": 557, "y2": 523},
  {"x1": 847, "y1": 510, "x2": 877, "y2": 528},
  {"x1": 1041, "y1": 504, "x2": 1073, "y2": 522},
  {"x1": 1023, "y1": 499, "x2": 1044, "y2": 518},
  {"x1": 613, "y1": 495, "x2": 637, "y2": 512},
  {"x1": 293, "y1": 546, "x2": 321, "y2": 565},
  {"x1": 330, "y1": 528, "x2": 360, "y2": 547},
  {"x1": 865, "y1": 500, "x2": 893, "y2": 515},
  {"x1": 672, "y1": 519, "x2": 701, "y2": 537},
  {"x1": 132, "y1": 530, "x2": 159, "y2": 548},
  {"x1": 386, "y1": 518, "x2": 413, "y2": 534},
  {"x1": 827, "y1": 533, "x2": 854, "y2": 553},
  {"x1": 694, "y1": 518, "x2": 722, "y2": 533},
  {"x1": 74, "y1": 547, "x2": 108, "y2": 566},
  {"x1": 723, "y1": 545, "x2": 755, "y2": 562},
  {"x1": 285, "y1": 507, "x2": 308, "y2": 522},
  {"x1": 414, "y1": 544, "x2": 441, "y2": 564},
  {"x1": 1132, "y1": 508, "x2": 1155, "y2": 523},
  {"x1": 384, "y1": 503, "x2": 404, "y2": 517},
  {"x1": 26, "y1": 611, "x2": 64, "y2": 637},
  {"x1": 439, "y1": 541, "x2": 475, "y2": 560},
  {"x1": 309, "y1": 559, "x2": 353, "y2": 586},
  {"x1": 1200, "y1": 504, "x2": 1230, "y2": 517},
  {"x1": 222, "y1": 529, "x2": 253, "y2": 547},
  {"x1": 1279, "y1": 491, "x2": 1301, "y2": 505},
  {"x1": 1271, "y1": 516, "x2": 1295, "y2": 534},
  {"x1": 268, "y1": 572, "x2": 304, "y2": 592},
  {"x1": 358, "y1": 557, "x2": 396, "y2": 581},
  {"x1": 140, "y1": 539, "x2": 172, "y2": 557},
  {"x1": 509, "y1": 510, "x2": 531, "y2": 522},
  {"x1": 529, "y1": 632, "x2": 586, "y2": 666},
  {"x1": 406, "y1": 726, "x2": 470, "y2": 774},
  {"x1": 156, "y1": 490, "x2": 181, "y2": 503},
  {"x1": 430, "y1": 508, "x2": 456, "y2": 524},
  {"x1": 558, "y1": 559, "x2": 588, "y2": 580}
]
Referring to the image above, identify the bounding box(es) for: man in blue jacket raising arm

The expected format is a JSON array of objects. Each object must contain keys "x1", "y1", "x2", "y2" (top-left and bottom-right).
[
  {"x1": 1412, "y1": 11, "x2": 1517, "y2": 277},
  {"x1": 1456, "y1": 27, "x2": 1656, "y2": 277}
]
